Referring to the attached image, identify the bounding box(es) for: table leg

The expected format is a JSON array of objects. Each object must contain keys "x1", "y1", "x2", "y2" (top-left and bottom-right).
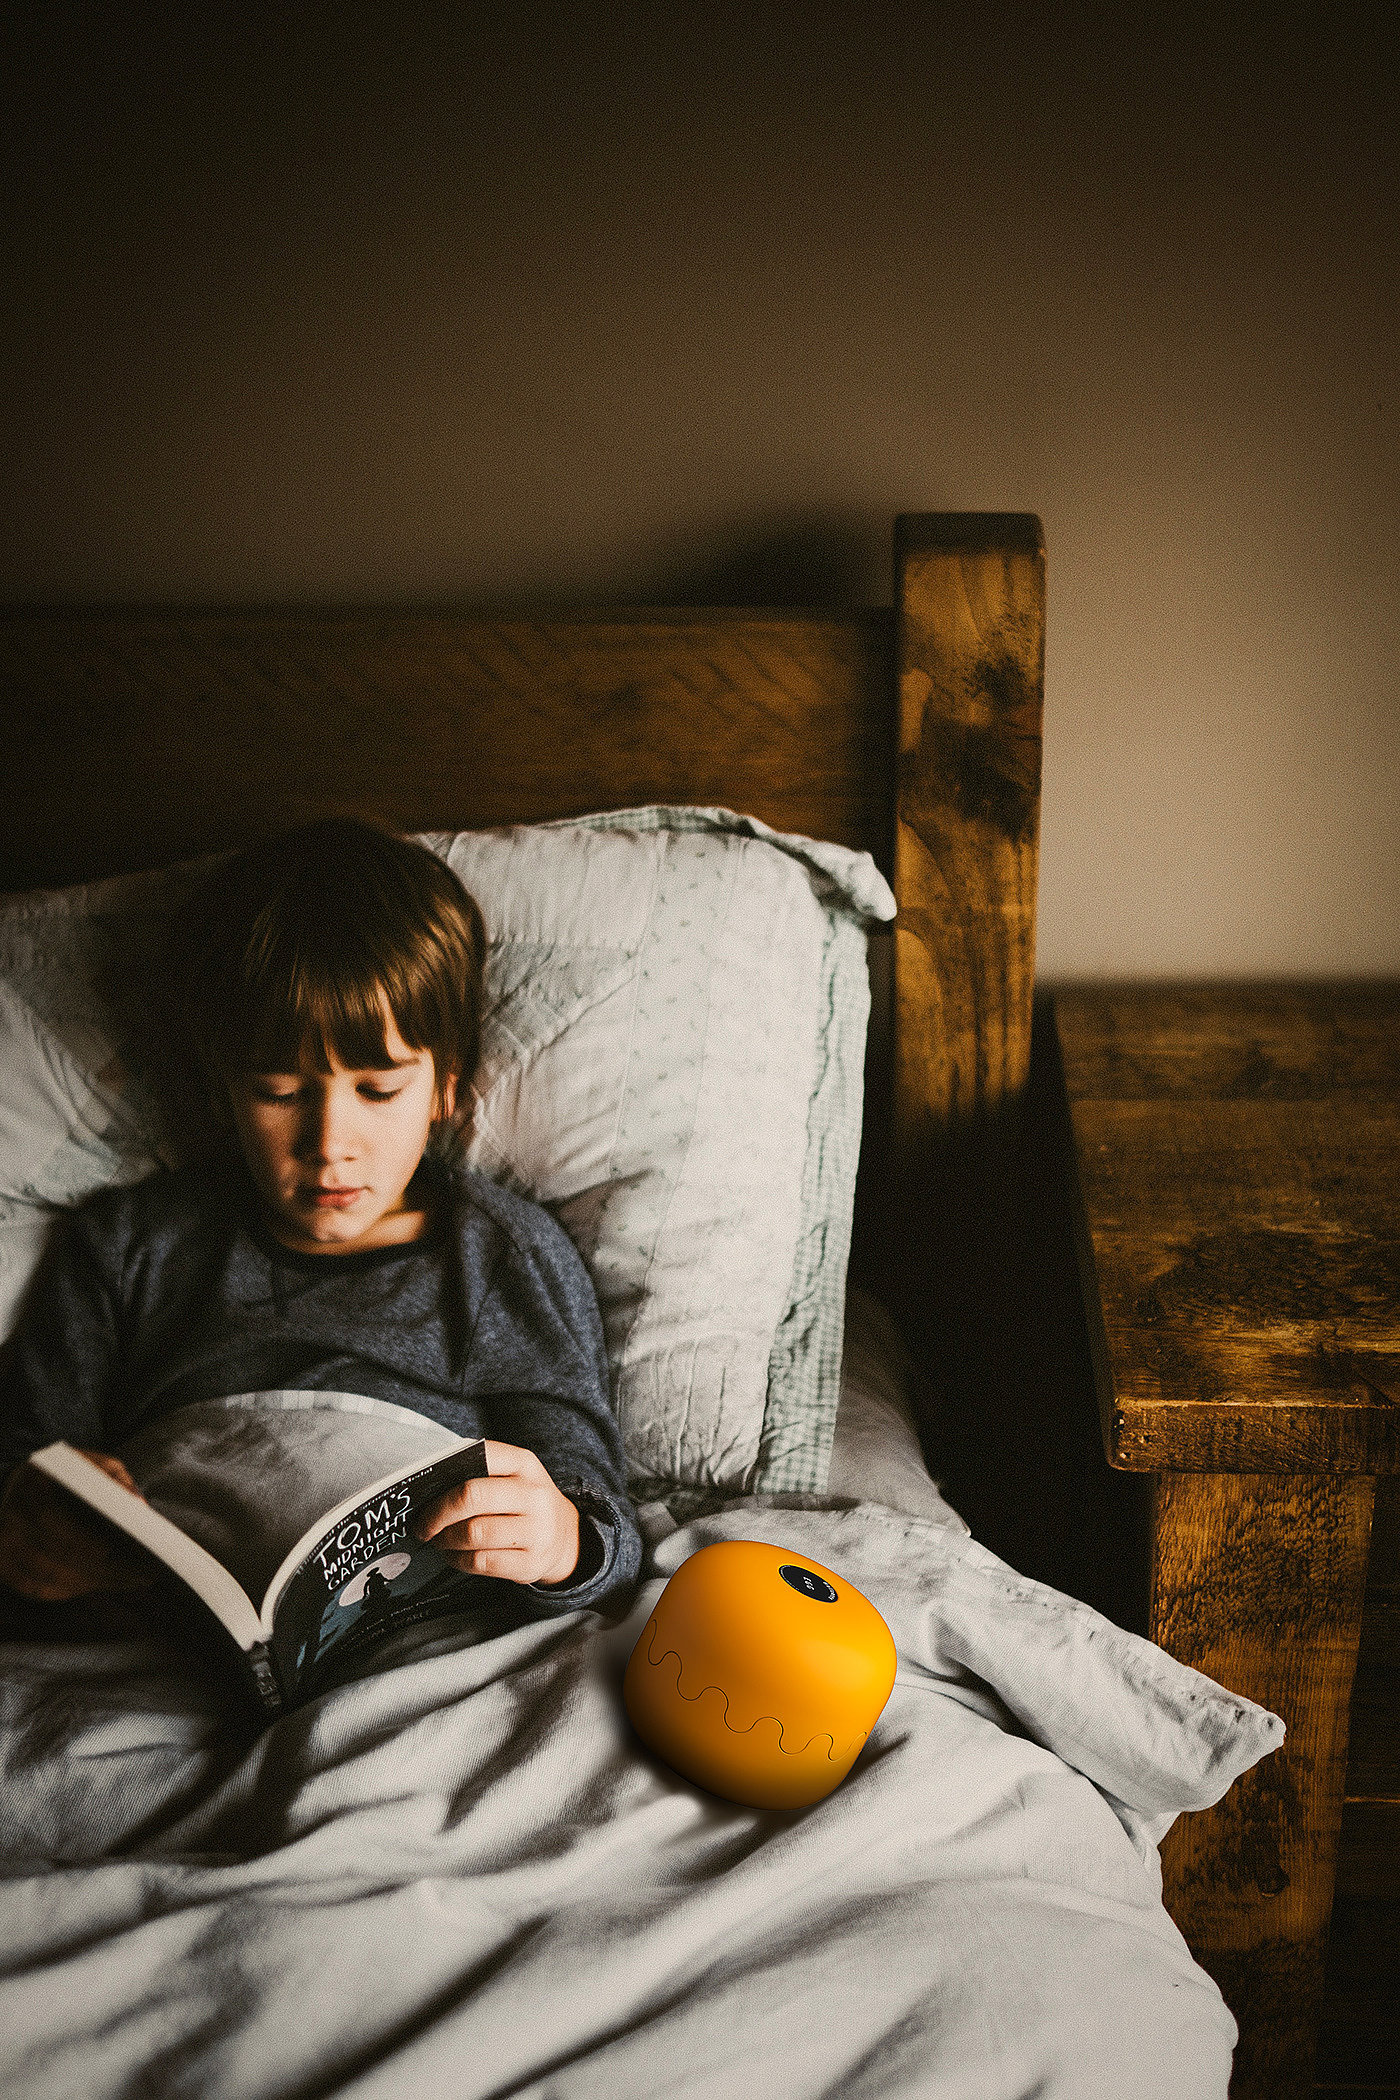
[{"x1": 1150, "y1": 1471, "x2": 1374, "y2": 2100}]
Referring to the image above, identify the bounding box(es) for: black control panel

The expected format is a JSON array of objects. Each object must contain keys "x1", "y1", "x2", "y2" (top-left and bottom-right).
[{"x1": 778, "y1": 1564, "x2": 838, "y2": 1604}]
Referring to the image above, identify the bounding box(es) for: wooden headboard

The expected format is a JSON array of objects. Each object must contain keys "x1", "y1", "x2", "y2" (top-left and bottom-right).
[{"x1": 0, "y1": 513, "x2": 1045, "y2": 1180}]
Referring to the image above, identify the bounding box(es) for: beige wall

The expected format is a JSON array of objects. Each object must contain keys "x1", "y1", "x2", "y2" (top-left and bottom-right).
[{"x1": 3, "y1": 9, "x2": 1395, "y2": 976}]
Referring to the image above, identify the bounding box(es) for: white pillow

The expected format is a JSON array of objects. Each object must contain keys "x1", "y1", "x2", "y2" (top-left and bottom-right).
[
  {"x1": 0, "y1": 874, "x2": 206, "y2": 1336},
  {"x1": 0, "y1": 812, "x2": 894, "y2": 1505}
]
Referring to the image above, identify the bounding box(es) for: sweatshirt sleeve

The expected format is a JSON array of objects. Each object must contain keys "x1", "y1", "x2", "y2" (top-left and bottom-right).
[
  {"x1": 0, "y1": 1201, "x2": 126, "y2": 1476},
  {"x1": 472, "y1": 1221, "x2": 642, "y2": 1619}
]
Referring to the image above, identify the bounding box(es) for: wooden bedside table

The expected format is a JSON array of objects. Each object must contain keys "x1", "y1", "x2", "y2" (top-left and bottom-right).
[{"x1": 1053, "y1": 983, "x2": 1400, "y2": 2100}]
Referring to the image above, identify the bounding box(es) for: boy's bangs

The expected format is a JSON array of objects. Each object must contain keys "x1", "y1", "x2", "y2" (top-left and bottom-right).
[
  {"x1": 181, "y1": 818, "x2": 484, "y2": 1104},
  {"x1": 234, "y1": 949, "x2": 415, "y2": 1076}
]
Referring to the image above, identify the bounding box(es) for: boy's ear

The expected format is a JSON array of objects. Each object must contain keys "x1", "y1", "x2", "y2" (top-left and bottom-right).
[{"x1": 429, "y1": 1068, "x2": 474, "y2": 1164}]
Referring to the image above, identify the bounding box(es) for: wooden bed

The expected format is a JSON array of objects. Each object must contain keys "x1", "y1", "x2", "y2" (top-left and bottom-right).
[{"x1": 0, "y1": 513, "x2": 1344, "y2": 2095}]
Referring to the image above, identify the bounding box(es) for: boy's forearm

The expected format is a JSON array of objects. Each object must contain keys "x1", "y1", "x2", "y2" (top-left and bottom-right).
[
  {"x1": 489, "y1": 1391, "x2": 641, "y2": 1611},
  {"x1": 525, "y1": 1479, "x2": 642, "y2": 1616}
]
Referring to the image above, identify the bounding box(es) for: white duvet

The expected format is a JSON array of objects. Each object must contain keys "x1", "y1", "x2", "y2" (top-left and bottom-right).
[{"x1": 0, "y1": 1441, "x2": 1282, "y2": 2100}]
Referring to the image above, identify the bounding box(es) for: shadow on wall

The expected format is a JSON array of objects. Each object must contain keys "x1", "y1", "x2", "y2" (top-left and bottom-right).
[{"x1": 618, "y1": 516, "x2": 889, "y2": 609}]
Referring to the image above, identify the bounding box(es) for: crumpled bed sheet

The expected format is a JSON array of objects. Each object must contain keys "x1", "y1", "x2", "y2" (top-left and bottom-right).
[{"x1": 0, "y1": 1496, "x2": 1282, "y2": 2100}]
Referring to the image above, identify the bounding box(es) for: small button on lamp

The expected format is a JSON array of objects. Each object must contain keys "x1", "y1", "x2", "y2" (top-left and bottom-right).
[{"x1": 624, "y1": 1540, "x2": 897, "y2": 1809}]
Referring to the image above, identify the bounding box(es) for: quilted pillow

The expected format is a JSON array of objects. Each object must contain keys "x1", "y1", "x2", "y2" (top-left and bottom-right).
[{"x1": 0, "y1": 811, "x2": 894, "y2": 1503}]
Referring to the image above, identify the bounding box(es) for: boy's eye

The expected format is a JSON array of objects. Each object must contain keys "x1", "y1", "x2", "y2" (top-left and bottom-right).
[{"x1": 245, "y1": 1078, "x2": 407, "y2": 1104}]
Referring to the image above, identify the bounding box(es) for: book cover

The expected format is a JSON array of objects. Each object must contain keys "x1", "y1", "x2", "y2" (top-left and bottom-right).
[{"x1": 30, "y1": 1437, "x2": 490, "y2": 1715}]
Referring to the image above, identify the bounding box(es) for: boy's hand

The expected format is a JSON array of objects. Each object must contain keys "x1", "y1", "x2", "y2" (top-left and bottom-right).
[
  {"x1": 0, "y1": 1452, "x2": 155, "y2": 1602},
  {"x1": 415, "y1": 1440, "x2": 581, "y2": 1588}
]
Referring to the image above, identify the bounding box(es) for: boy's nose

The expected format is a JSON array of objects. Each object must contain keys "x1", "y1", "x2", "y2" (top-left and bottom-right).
[{"x1": 296, "y1": 1095, "x2": 358, "y2": 1163}]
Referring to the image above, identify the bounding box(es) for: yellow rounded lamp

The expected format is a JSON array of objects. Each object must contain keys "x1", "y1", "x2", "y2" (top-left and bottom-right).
[{"x1": 624, "y1": 1541, "x2": 897, "y2": 1809}]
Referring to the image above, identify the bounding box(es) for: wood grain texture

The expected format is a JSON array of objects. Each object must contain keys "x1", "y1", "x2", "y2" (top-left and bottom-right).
[
  {"x1": 1053, "y1": 982, "x2": 1400, "y2": 1103},
  {"x1": 1151, "y1": 1471, "x2": 1374, "y2": 2100},
  {"x1": 1055, "y1": 985, "x2": 1400, "y2": 1474},
  {"x1": 891, "y1": 513, "x2": 1044, "y2": 1171},
  {"x1": 0, "y1": 607, "x2": 894, "y2": 891},
  {"x1": 1058, "y1": 986, "x2": 1400, "y2": 2089}
]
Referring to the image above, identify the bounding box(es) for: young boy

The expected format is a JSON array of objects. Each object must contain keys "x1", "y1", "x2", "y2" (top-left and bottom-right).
[{"x1": 0, "y1": 820, "x2": 642, "y2": 1622}]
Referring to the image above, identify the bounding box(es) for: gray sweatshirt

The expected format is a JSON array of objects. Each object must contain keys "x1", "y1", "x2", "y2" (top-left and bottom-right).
[{"x1": 0, "y1": 1160, "x2": 641, "y2": 1617}]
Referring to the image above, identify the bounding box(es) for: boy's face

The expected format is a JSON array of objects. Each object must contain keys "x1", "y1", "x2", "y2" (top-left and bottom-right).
[{"x1": 226, "y1": 1010, "x2": 457, "y2": 1255}]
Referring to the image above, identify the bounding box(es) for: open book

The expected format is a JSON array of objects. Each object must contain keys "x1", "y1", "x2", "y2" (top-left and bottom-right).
[{"x1": 31, "y1": 1436, "x2": 489, "y2": 1716}]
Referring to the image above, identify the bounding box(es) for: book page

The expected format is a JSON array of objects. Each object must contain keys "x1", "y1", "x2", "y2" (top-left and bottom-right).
[{"x1": 28, "y1": 1444, "x2": 263, "y2": 1651}]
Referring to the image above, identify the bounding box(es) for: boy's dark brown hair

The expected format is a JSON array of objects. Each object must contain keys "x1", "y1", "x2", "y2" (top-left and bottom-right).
[{"x1": 180, "y1": 819, "x2": 486, "y2": 1144}]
